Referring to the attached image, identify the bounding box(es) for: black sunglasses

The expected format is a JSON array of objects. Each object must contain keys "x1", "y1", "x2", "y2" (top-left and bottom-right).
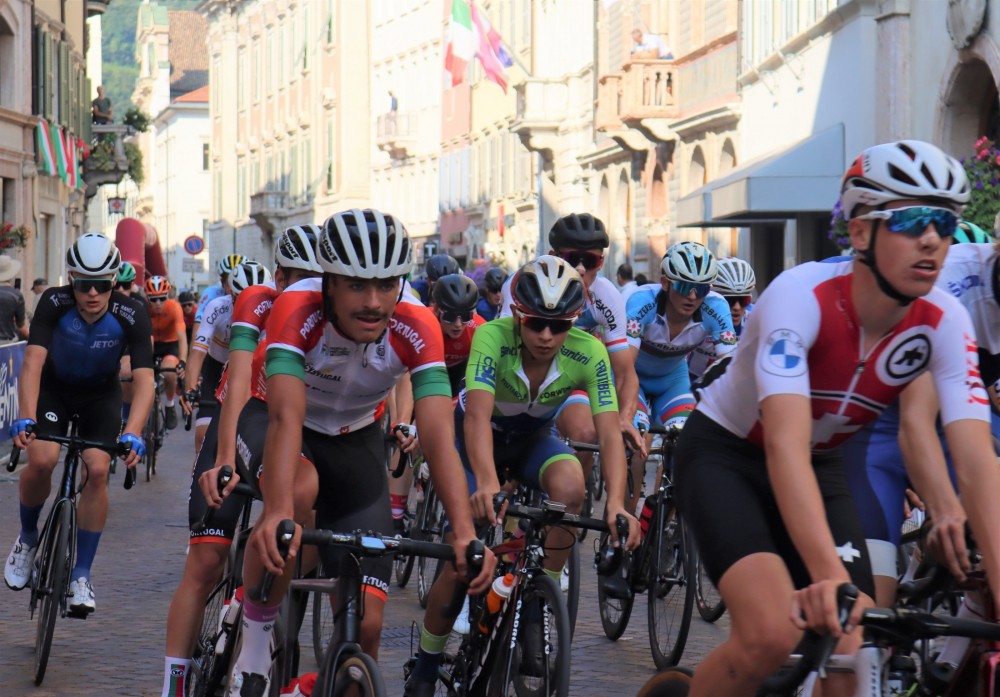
[
  {"x1": 73, "y1": 278, "x2": 114, "y2": 294},
  {"x1": 724, "y1": 294, "x2": 752, "y2": 307},
  {"x1": 148, "y1": 295, "x2": 167, "y2": 303},
  {"x1": 557, "y1": 250, "x2": 603, "y2": 271},
  {"x1": 440, "y1": 310, "x2": 474, "y2": 324},
  {"x1": 114, "y1": 282, "x2": 131, "y2": 290},
  {"x1": 520, "y1": 315, "x2": 575, "y2": 334}
]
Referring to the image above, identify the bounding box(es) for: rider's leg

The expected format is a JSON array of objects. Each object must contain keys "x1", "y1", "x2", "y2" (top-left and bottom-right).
[
  {"x1": 556, "y1": 396, "x2": 597, "y2": 490},
  {"x1": 73, "y1": 447, "x2": 112, "y2": 581},
  {"x1": 537, "y1": 455, "x2": 586, "y2": 575},
  {"x1": 161, "y1": 354, "x2": 179, "y2": 402},
  {"x1": 16, "y1": 440, "x2": 61, "y2": 546}
]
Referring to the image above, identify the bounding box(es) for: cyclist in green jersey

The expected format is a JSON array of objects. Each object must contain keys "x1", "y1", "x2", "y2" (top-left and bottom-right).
[{"x1": 404, "y1": 256, "x2": 640, "y2": 696}]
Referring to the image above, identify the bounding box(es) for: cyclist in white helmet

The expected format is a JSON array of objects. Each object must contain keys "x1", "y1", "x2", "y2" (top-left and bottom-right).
[{"x1": 712, "y1": 256, "x2": 756, "y2": 336}]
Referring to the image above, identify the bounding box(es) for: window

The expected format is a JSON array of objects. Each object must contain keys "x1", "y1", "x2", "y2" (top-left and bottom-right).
[
  {"x1": 213, "y1": 56, "x2": 221, "y2": 111},
  {"x1": 326, "y1": 0, "x2": 335, "y2": 44},
  {"x1": 301, "y1": 6, "x2": 310, "y2": 71},
  {"x1": 237, "y1": 45, "x2": 246, "y2": 109},
  {"x1": 326, "y1": 118, "x2": 335, "y2": 192},
  {"x1": 252, "y1": 38, "x2": 260, "y2": 103},
  {"x1": 267, "y1": 28, "x2": 274, "y2": 94}
]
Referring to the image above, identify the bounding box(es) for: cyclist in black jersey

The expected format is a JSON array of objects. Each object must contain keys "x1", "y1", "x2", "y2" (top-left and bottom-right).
[
  {"x1": 5, "y1": 234, "x2": 154, "y2": 615},
  {"x1": 115, "y1": 262, "x2": 149, "y2": 422}
]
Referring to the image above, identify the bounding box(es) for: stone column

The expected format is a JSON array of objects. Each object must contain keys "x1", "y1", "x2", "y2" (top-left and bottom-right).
[{"x1": 875, "y1": 0, "x2": 911, "y2": 142}]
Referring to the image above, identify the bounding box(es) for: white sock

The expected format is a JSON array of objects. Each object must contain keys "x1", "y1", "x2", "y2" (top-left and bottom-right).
[
  {"x1": 937, "y1": 595, "x2": 984, "y2": 667},
  {"x1": 232, "y1": 600, "x2": 279, "y2": 679},
  {"x1": 166, "y1": 397, "x2": 175, "y2": 406},
  {"x1": 162, "y1": 656, "x2": 191, "y2": 697}
]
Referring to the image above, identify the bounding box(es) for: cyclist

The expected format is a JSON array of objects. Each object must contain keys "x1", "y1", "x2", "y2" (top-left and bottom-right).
[
  {"x1": 476, "y1": 266, "x2": 507, "y2": 320},
  {"x1": 5, "y1": 233, "x2": 154, "y2": 614},
  {"x1": 116, "y1": 261, "x2": 149, "y2": 422},
  {"x1": 674, "y1": 140, "x2": 1000, "y2": 697},
  {"x1": 225, "y1": 209, "x2": 493, "y2": 695},
  {"x1": 178, "y1": 290, "x2": 197, "y2": 345},
  {"x1": 116, "y1": 261, "x2": 137, "y2": 295},
  {"x1": 409, "y1": 253, "x2": 460, "y2": 305},
  {"x1": 193, "y1": 254, "x2": 244, "y2": 340},
  {"x1": 712, "y1": 256, "x2": 756, "y2": 337},
  {"x1": 433, "y1": 273, "x2": 486, "y2": 395},
  {"x1": 147, "y1": 275, "x2": 187, "y2": 429},
  {"x1": 405, "y1": 256, "x2": 641, "y2": 697}
]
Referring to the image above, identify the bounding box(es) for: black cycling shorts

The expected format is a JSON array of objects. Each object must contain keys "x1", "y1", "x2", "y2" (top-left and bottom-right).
[
  {"x1": 188, "y1": 415, "x2": 256, "y2": 543},
  {"x1": 154, "y1": 341, "x2": 180, "y2": 361},
  {"x1": 236, "y1": 399, "x2": 393, "y2": 600},
  {"x1": 36, "y1": 379, "x2": 122, "y2": 446},
  {"x1": 675, "y1": 410, "x2": 875, "y2": 598}
]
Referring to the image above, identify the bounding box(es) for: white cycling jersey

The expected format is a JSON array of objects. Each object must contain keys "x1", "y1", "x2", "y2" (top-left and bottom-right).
[{"x1": 192, "y1": 294, "x2": 233, "y2": 364}]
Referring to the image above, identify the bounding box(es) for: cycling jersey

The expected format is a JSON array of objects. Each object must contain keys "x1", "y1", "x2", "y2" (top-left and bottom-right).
[
  {"x1": 443, "y1": 314, "x2": 486, "y2": 368},
  {"x1": 476, "y1": 296, "x2": 500, "y2": 321},
  {"x1": 192, "y1": 295, "x2": 233, "y2": 364},
  {"x1": 29, "y1": 287, "x2": 154, "y2": 388},
  {"x1": 409, "y1": 278, "x2": 431, "y2": 305},
  {"x1": 461, "y1": 317, "x2": 617, "y2": 433},
  {"x1": 195, "y1": 284, "x2": 226, "y2": 323},
  {"x1": 500, "y1": 275, "x2": 629, "y2": 353},
  {"x1": 150, "y1": 299, "x2": 186, "y2": 345},
  {"x1": 261, "y1": 277, "x2": 451, "y2": 435},
  {"x1": 689, "y1": 303, "x2": 752, "y2": 376},
  {"x1": 229, "y1": 282, "x2": 279, "y2": 353},
  {"x1": 697, "y1": 259, "x2": 990, "y2": 451}
]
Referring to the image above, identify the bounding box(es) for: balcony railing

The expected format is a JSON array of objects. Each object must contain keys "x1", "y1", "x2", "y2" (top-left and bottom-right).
[
  {"x1": 376, "y1": 112, "x2": 417, "y2": 159},
  {"x1": 249, "y1": 190, "x2": 288, "y2": 233},
  {"x1": 620, "y1": 59, "x2": 677, "y2": 121}
]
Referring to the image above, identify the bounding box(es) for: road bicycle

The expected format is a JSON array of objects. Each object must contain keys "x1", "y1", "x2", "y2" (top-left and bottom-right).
[
  {"x1": 597, "y1": 424, "x2": 695, "y2": 669},
  {"x1": 7, "y1": 420, "x2": 134, "y2": 685},
  {"x1": 122, "y1": 357, "x2": 181, "y2": 481}
]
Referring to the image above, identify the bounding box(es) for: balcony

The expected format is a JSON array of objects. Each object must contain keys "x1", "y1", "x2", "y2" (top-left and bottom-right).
[
  {"x1": 595, "y1": 74, "x2": 650, "y2": 152},
  {"x1": 510, "y1": 78, "x2": 569, "y2": 159},
  {"x1": 82, "y1": 124, "x2": 135, "y2": 198},
  {"x1": 619, "y1": 59, "x2": 678, "y2": 143},
  {"x1": 249, "y1": 190, "x2": 288, "y2": 233},
  {"x1": 376, "y1": 112, "x2": 417, "y2": 160}
]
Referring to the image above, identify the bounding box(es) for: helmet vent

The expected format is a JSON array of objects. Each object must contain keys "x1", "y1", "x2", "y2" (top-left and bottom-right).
[{"x1": 887, "y1": 164, "x2": 918, "y2": 188}]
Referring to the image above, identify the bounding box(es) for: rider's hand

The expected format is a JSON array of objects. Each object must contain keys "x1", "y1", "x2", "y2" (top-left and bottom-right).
[
  {"x1": 248, "y1": 511, "x2": 300, "y2": 575},
  {"x1": 9, "y1": 418, "x2": 36, "y2": 449},
  {"x1": 392, "y1": 422, "x2": 418, "y2": 453},
  {"x1": 604, "y1": 503, "x2": 641, "y2": 551},
  {"x1": 790, "y1": 578, "x2": 873, "y2": 637},
  {"x1": 181, "y1": 389, "x2": 199, "y2": 416},
  {"x1": 620, "y1": 419, "x2": 646, "y2": 457},
  {"x1": 118, "y1": 433, "x2": 145, "y2": 468},
  {"x1": 450, "y1": 533, "x2": 497, "y2": 596},
  {"x1": 924, "y1": 510, "x2": 970, "y2": 584},
  {"x1": 199, "y1": 464, "x2": 241, "y2": 508},
  {"x1": 470, "y1": 474, "x2": 502, "y2": 526},
  {"x1": 176, "y1": 360, "x2": 186, "y2": 380}
]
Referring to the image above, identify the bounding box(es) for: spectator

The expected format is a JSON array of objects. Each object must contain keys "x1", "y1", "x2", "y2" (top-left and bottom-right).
[
  {"x1": 634, "y1": 272, "x2": 649, "y2": 286},
  {"x1": 631, "y1": 28, "x2": 673, "y2": 59},
  {"x1": 0, "y1": 256, "x2": 26, "y2": 341},
  {"x1": 27, "y1": 277, "x2": 47, "y2": 322},
  {"x1": 617, "y1": 262, "x2": 638, "y2": 297},
  {"x1": 388, "y1": 90, "x2": 398, "y2": 132},
  {"x1": 92, "y1": 86, "x2": 112, "y2": 125}
]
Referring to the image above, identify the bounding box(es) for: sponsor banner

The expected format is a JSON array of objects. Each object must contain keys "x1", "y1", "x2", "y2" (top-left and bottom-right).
[{"x1": 0, "y1": 341, "x2": 26, "y2": 443}]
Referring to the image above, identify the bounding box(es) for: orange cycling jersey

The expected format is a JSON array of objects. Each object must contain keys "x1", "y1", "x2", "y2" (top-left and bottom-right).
[{"x1": 150, "y1": 298, "x2": 186, "y2": 344}]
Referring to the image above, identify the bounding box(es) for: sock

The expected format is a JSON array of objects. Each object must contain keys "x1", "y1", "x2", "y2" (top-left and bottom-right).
[
  {"x1": 543, "y1": 567, "x2": 563, "y2": 583},
  {"x1": 937, "y1": 595, "x2": 984, "y2": 667},
  {"x1": 72, "y1": 528, "x2": 102, "y2": 581},
  {"x1": 18, "y1": 503, "x2": 44, "y2": 548},
  {"x1": 162, "y1": 657, "x2": 191, "y2": 697},
  {"x1": 166, "y1": 396, "x2": 175, "y2": 406},
  {"x1": 235, "y1": 599, "x2": 280, "y2": 678},
  {"x1": 412, "y1": 626, "x2": 449, "y2": 681},
  {"x1": 390, "y1": 493, "x2": 408, "y2": 520},
  {"x1": 121, "y1": 401, "x2": 132, "y2": 421}
]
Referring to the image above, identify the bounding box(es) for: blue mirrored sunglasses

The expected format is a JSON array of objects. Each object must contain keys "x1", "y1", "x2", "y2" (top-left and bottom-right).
[
  {"x1": 858, "y1": 206, "x2": 959, "y2": 238},
  {"x1": 671, "y1": 280, "x2": 711, "y2": 298}
]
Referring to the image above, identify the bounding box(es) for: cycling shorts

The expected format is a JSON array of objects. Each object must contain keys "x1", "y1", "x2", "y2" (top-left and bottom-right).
[
  {"x1": 196, "y1": 355, "x2": 226, "y2": 425},
  {"x1": 153, "y1": 341, "x2": 180, "y2": 361},
  {"x1": 188, "y1": 416, "x2": 256, "y2": 544},
  {"x1": 36, "y1": 379, "x2": 122, "y2": 446},
  {"x1": 237, "y1": 398, "x2": 393, "y2": 601},
  {"x1": 637, "y1": 359, "x2": 695, "y2": 429},
  {"x1": 675, "y1": 410, "x2": 875, "y2": 598}
]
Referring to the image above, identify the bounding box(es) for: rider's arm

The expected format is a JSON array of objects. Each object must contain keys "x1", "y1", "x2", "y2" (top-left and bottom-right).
[
  {"x1": 259, "y1": 373, "x2": 304, "y2": 517},
  {"x1": 214, "y1": 349, "x2": 253, "y2": 468},
  {"x1": 609, "y1": 348, "x2": 639, "y2": 427},
  {"x1": 394, "y1": 372, "x2": 415, "y2": 426},
  {"x1": 174, "y1": 304, "x2": 189, "y2": 362},
  {"x1": 185, "y1": 343, "x2": 207, "y2": 392},
  {"x1": 16, "y1": 345, "x2": 46, "y2": 422},
  {"x1": 463, "y1": 389, "x2": 498, "y2": 493},
  {"x1": 124, "y1": 367, "x2": 155, "y2": 436}
]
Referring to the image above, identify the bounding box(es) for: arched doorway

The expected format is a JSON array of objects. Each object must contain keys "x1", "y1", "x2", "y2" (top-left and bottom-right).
[{"x1": 940, "y1": 59, "x2": 999, "y2": 157}]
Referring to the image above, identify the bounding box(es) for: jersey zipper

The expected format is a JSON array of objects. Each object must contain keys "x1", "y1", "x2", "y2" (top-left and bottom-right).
[{"x1": 837, "y1": 327, "x2": 890, "y2": 417}]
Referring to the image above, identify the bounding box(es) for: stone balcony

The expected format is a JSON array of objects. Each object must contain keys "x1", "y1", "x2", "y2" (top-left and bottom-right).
[
  {"x1": 618, "y1": 59, "x2": 678, "y2": 142},
  {"x1": 595, "y1": 73, "x2": 651, "y2": 152},
  {"x1": 376, "y1": 112, "x2": 417, "y2": 160},
  {"x1": 249, "y1": 190, "x2": 288, "y2": 233},
  {"x1": 510, "y1": 78, "x2": 570, "y2": 159}
]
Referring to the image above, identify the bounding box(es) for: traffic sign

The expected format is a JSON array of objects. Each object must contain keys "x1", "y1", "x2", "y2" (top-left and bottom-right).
[
  {"x1": 182, "y1": 257, "x2": 205, "y2": 273},
  {"x1": 183, "y1": 235, "x2": 205, "y2": 255}
]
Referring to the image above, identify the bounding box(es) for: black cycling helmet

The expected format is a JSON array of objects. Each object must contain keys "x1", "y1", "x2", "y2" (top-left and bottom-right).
[
  {"x1": 484, "y1": 267, "x2": 508, "y2": 293},
  {"x1": 431, "y1": 274, "x2": 479, "y2": 313},
  {"x1": 511, "y1": 255, "x2": 586, "y2": 319},
  {"x1": 424, "y1": 254, "x2": 460, "y2": 281},
  {"x1": 178, "y1": 290, "x2": 197, "y2": 305},
  {"x1": 548, "y1": 213, "x2": 609, "y2": 251}
]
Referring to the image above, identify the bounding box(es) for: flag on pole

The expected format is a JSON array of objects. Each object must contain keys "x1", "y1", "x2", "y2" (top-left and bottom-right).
[
  {"x1": 471, "y1": 3, "x2": 513, "y2": 68},
  {"x1": 469, "y1": 3, "x2": 508, "y2": 92},
  {"x1": 64, "y1": 131, "x2": 77, "y2": 188},
  {"x1": 35, "y1": 120, "x2": 55, "y2": 175},
  {"x1": 444, "y1": 0, "x2": 475, "y2": 87},
  {"x1": 50, "y1": 124, "x2": 68, "y2": 184}
]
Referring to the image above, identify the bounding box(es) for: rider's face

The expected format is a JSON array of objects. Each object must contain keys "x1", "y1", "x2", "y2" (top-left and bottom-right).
[
  {"x1": 71, "y1": 274, "x2": 115, "y2": 315},
  {"x1": 326, "y1": 275, "x2": 399, "y2": 343},
  {"x1": 661, "y1": 277, "x2": 704, "y2": 320}
]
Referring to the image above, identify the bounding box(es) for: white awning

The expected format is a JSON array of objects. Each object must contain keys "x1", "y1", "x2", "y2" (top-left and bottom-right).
[{"x1": 676, "y1": 123, "x2": 845, "y2": 227}]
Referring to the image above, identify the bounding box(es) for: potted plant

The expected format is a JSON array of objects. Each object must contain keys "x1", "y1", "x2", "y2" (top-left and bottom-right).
[
  {"x1": 0, "y1": 222, "x2": 30, "y2": 250},
  {"x1": 962, "y1": 136, "x2": 1000, "y2": 234}
]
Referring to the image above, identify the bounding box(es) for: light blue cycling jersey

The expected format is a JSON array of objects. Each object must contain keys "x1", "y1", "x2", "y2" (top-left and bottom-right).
[{"x1": 195, "y1": 284, "x2": 227, "y2": 323}]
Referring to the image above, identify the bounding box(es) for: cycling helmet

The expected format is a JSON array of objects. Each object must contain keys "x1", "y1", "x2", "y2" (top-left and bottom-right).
[
  {"x1": 713, "y1": 257, "x2": 756, "y2": 295},
  {"x1": 548, "y1": 213, "x2": 609, "y2": 251},
  {"x1": 661, "y1": 241, "x2": 718, "y2": 284},
  {"x1": 953, "y1": 220, "x2": 993, "y2": 245},
  {"x1": 432, "y1": 274, "x2": 480, "y2": 313},
  {"x1": 424, "y1": 254, "x2": 460, "y2": 281},
  {"x1": 230, "y1": 261, "x2": 272, "y2": 296},
  {"x1": 276, "y1": 224, "x2": 323, "y2": 273},
  {"x1": 318, "y1": 209, "x2": 412, "y2": 279},
  {"x1": 840, "y1": 140, "x2": 970, "y2": 219},
  {"x1": 116, "y1": 261, "x2": 137, "y2": 284},
  {"x1": 178, "y1": 290, "x2": 197, "y2": 305},
  {"x1": 66, "y1": 233, "x2": 121, "y2": 277},
  {"x1": 511, "y1": 255, "x2": 586, "y2": 319},
  {"x1": 484, "y1": 267, "x2": 508, "y2": 293},
  {"x1": 145, "y1": 275, "x2": 171, "y2": 296},
  {"x1": 217, "y1": 254, "x2": 245, "y2": 276}
]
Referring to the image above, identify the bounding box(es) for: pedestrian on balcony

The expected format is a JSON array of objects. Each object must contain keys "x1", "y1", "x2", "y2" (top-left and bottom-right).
[
  {"x1": 630, "y1": 28, "x2": 672, "y2": 60},
  {"x1": 0, "y1": 256, "x2": 27, "y2": 342},
  {"x1": 92, "y1": 86, "x2": 113, "y2": 125},
  {"x1": 388, "y1": 90, "x2": 398, "y2": 133}
]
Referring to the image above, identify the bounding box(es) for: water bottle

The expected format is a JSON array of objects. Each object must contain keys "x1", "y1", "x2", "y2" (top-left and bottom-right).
[
  {"x1": 638, "y1": 495, "x2": 656, "y2": 537},
  {"x1": 215, "y1": 585, "x2": 244, "y2": 655},
  {"x1": 477, "y1": 574, "x2": 515, "y2": 634}
]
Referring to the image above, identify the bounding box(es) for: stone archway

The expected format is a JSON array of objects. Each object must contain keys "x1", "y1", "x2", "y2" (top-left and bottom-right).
[{"x1": 939, "y1": 57, "x2": 1000, "y2": 157}]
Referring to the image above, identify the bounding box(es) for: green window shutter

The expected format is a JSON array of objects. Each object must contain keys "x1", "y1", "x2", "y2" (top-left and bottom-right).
[
  {"x1": 83, "y1": 75, "x2": 92, "y2": 142},
  {"x1": 59, "y1": 42, "x2": 69, "y2": 126},
  {"x1": 34, "y1": 26, "x2": 45, "y2": 115}
]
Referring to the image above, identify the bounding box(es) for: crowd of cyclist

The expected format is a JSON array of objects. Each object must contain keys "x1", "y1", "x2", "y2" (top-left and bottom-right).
[{"x1": 3, "y1": 136, "x2": 999, "y2": 697}]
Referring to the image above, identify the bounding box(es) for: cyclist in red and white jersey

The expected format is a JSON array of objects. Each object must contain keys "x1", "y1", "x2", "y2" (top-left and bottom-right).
[
  {"x1": 432, "y1": 273, "x2": 486, "y2": 395},
  {"x1": 226, "y1": 210, "x2": 494, "y2": 694},
  {"x1": 676, "y1": 140, "x2": 1000, "y2": 697}
]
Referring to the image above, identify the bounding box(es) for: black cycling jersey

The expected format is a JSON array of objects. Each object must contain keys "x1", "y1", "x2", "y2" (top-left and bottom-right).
[{"x1": 29, "y1": 286, "x2": 154, "y2": 388}]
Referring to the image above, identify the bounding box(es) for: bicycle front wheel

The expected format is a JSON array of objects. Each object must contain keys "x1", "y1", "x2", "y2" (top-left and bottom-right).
[
  {"x1": 312, "y1": 585, "x2": 336, "y2": 668},
  {"x1": 565, "y1": 543, "x2": 580, "y2": 639},
  {"x1": 186, "y1": 579, "x2": 231, "y2": 697},
  {"x1": 693, "y1": 546, "x2": 725, "y2": 623},
  {"x1": 415, "y1": 484, "x2": 443, "y2": 608},
  {"x1": 647, "y1": 502, "x2": 694, "y2": 669},
  {"x1": 596, "y1": 530, "x2": 635, "y2": 641},
  {"x1": 325, "y1": 652, "x2": 387, "y2": 697},
  {"x1": 34, "y1": 500, "x2": 72, "y2": 686}
]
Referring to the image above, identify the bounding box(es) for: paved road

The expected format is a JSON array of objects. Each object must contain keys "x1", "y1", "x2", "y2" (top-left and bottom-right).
[{"x1": 0, "y1": 426, "x2": 728, "y2": 696}]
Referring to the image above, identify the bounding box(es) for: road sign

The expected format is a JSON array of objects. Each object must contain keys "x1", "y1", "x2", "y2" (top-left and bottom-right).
[
  {"x1": 182, "y1": 257, "x2": 204, "y2": 273},
  {"x1": 183, "y1": 235, "x2": 205, "y2": 255}
]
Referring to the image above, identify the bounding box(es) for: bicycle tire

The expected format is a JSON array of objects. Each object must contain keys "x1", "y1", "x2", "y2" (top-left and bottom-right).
[
  {"x1": 488, "y1": 574, "x2": 571, "y2": 697},
  {"x1": 693, "y1": 546, "x2": 725, "y2": 623},
  {"x1": 596, "y1": 529, "x2": 635, "y2": 641},
  {"x1": 146, "y1": 403, "x2": 157, "y2": 481},
  {"x1": 636, "y1": 667, "x2": 693, "y2": 697},
  {"x1": 312, "y1": 583, "x2": 336, "y2": 668},
  {"x1": 186, "y1": 579, "x2": 232, "y2": 697},
  {"x1": 34, "y1": 500, "x2": 72, "y2": 686},
  {"x1": 565, "y1": 543, "x2": 580, "y2": 639},
  {"x1": 416, "y1": 485, "x2": 443, "y2": 609},
  {"x1": 325, "y1": 652, "x2": 387, "y2": 697},
  {"x1": 394, "y1": 511, "x2": 416, "y2": 588},
  {"x1": 592, "y1": 452, "x2": 604, "y2": 501},
  {"x1": 647, "y1": 502, "x2": 694, "y2": 669}
]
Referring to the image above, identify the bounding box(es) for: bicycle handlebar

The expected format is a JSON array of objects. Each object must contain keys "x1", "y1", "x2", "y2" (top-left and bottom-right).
[
  {"x1": 7, "y1": 425, "x2": 135, "y2": 490},
  {"x1": 504, "y1": 499, "x2": 613, "y2": 534},
  {"x1": 388, "y1": 424, "x2": 411, "y2": 478},
  {"x1": 191, "y1": 465, "x2": 259, "y2": 534}
]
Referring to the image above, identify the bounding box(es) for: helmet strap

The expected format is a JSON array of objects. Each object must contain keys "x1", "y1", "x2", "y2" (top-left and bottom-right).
[{"x1": 855, "y1": 220, "x2": 916, "y2": 307}]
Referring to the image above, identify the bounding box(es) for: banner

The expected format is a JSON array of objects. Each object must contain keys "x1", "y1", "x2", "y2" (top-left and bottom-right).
[
  {"x1": 0, "y1": 341, "x2": 25, "y2": 444},
  {"x1": 35, "y1": 121, "x2": 55, "y2": 175}
]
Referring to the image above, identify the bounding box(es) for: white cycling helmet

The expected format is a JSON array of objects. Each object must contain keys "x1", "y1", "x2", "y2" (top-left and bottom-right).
[
  {"x1": 511, "y1": 255, "x2": 586, "y2": 319},
  {"x1": 661, "y1": 241, "x2": 717, "y2": 284},
  {"x1": 713, "y1": 257, "x2": 756, "y2": 295},
  {"x1": 318, "y1": 209, "x2": 412, "y2": 279},
  {"x1": 276, "y1": 225, "x2": 323, "y2": 273},
  {"x1": 66, "y1": 233, "x2": 121, "y2": 277},
  {"x1": 841, "y1": 140, "x2": 970, "y2": 219},
  {"x1": 230, "y1": 261, "x2": 272, "y2": 297}
]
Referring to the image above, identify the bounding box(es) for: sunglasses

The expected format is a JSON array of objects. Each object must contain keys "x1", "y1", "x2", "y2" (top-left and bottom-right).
[
  {"x1": 115, "y1": 282, "x2": 131, "y2": 290},
  {"x1": 856, "y1": 206, "x2": 959, "y2": 238},
  {"x1": 182, "y1": 302, "x2": 196, "y2": 310},
  {"x1": 149, "y1": 296, "x2": 167, "y2": 303},
  {"x1": 520, "y1": 315, "x2": 575, "y2": 334},
  {"x1": 440, "y1": 310, "x2": 474, "y2": 324},
  {"x1": 671, "y1": 280, "x2": 712, "y2": 298},
  {"x1": 72, "y1": 278, "x2": 114, "y2": 294},
  {"x1": 724, "y1": 294, "x2": 752, "y2": 308},
  {"x1": 557, "y1": 250, "x2": 603, "y2": 271}
]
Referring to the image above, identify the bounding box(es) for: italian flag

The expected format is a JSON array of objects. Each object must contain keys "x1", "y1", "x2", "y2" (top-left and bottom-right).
[
  {"x1": 35, "y1": 120, "x2": 55, "y2": 175},
  {"x1": 51, "y1": 124, "x2": 68, "y2": 184},
  {"x1": 444, "y1": 0, "x2": 474, "y2": 87}
]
